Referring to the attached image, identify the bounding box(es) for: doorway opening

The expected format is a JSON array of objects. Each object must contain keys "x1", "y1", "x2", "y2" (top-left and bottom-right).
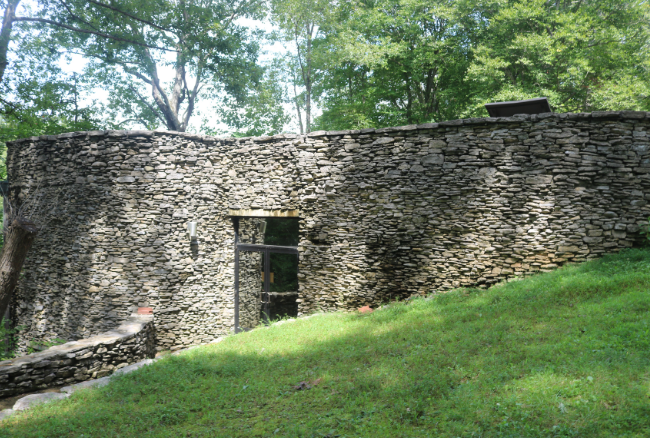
[{"x1": 233, "y1": 216, "x2": 299, "y2": 332}]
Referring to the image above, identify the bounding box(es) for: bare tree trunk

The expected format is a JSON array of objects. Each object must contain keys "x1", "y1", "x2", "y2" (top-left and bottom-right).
[
  {"x1": 0, "y1": 218, "x2": 38, "y2": 319},
  {"x1": 291, "y1": 73, "x2": 304, "y2": 134},
  {"x1": 304, "y1": 24, "x2": 312, "y2": 133},
  {"x1": 0, "y1": 0, "x2": 20, "y2": 85},
  {"x1": 305, "y1": 77, "x2": 311, "y2": 133}
]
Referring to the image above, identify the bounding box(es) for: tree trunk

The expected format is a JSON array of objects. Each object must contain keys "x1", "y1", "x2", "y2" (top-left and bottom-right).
[
  {"x1": 292, "y1": 80, "x2": 304, "y2": 134},
  {"x1": 0, "y1": 0, "x2": 20, "y2": 86},
  {"x1": 0, "y1": 218, "x2": 39, "y2": 319},
  {"x1": 304, "y1": 27, "x2": 312, "y2": 133}
]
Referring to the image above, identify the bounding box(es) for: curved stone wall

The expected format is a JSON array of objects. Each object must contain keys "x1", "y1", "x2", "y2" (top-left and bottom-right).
[{"x1": 6, "y1": 111, "x2": 650, "y2": 351}]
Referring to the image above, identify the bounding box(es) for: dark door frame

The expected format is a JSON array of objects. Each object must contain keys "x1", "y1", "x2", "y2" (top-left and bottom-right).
[{"x1": 232, "y1": 217, "x2": 299, "y2": 333}]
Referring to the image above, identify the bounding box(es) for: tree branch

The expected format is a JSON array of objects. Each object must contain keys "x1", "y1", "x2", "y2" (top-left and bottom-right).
[
  {"x1": 58, "y1": 0, "x2": 103, "y2": 34},
  {"x1": 13, "y1": 16, "x2": 178, "y2": 52},
  {"x1": 0, "y1": 0, "x2": 20, "y2": 85},
  {"x1": 127, "y1": 83, "x2": 165, "y2": 125},
  {"x1": 222, "y1": 0, "x2": 261, "y2": 30},
  {"x1": 84, "y1": 0, "x2": 173, "y2": 33},
  {"x1": 182, "y1": 64, "x2": 203, "y2": 129},
  {"x1": 140, "y1": 46, "x2": 180, "y2": 130},
  {"x1": 122, "y1": 66, "x2": 152, "y2": 85}
]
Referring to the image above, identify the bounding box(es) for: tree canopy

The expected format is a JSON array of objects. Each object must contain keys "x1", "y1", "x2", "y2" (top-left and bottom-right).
[
  {"x1": 46, "y1": 0, "x2": 266, "y2": 132},
  {"x1": 465, "y1": 0, "x2": 650, "y2": 115},
  {"x1": 311, "y1": 0, "x2": 650, "y2": 129},
  {"x1": 0, "y1": 0, "x2": 648, "y2": 140}
]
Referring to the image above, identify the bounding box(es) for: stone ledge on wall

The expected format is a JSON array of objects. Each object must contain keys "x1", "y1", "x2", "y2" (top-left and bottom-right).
[
  {"x1": 7, "y1": 110, "x2": 649, "y2": 146},
  {"x1": 0, "y1": 315, "x2": 155, "y2": 398}
]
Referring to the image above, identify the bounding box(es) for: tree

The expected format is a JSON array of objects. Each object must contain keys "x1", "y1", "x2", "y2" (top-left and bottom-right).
[
  {"x1": 0, "y1": 11, "x2": 103, "y2": 160},
  {"x1": 1, "y1": 0, "x2": 264, "y2": 132},
  {"x1": 208, "y1": 62, "x2": 290, "y2": 137},
  {"x1": 0, "y1": 65, "x2": 102, "y2": 142},
  {"x1": 0, "y1": 0, "x2": 20, "y2": 85},
  {"x1": 310, "y1": 0, "x2": 650, "y2": 131},
  {"x1": 0, "y1": 213, "x2": 38, "y2": 322},
  {"x1": 282, "y1": 53, "x2": 308, "y2": 134},
  {"x1": 48, "y1": 0, "x2": 265, "y2": 132},
  {"x1": 0, "y1": 183, "x2": 68, "y2": 323},
  {"x1": 465, "y1": 0, "x2": 650, "y2": 114},
  {"x1": 271, "y1": 0, "x2": 332, "y2": 133},
  {"x1": 313, "y1": 0, "x2": 482, "y2": 129},
  {"x1": 1, "y1": 0, "x2": 168, "y2": 88}
]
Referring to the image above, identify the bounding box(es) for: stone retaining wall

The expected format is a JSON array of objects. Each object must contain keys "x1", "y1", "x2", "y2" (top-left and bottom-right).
[
  {"x1": 6, "y1": 110, "x2": 650, "y2": 351},
  {"x1": 0, "y1": 315, "x2": 154, "y2": 397}
]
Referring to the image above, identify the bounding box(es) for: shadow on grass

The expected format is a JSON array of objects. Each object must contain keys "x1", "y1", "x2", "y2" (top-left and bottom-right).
[{"x1": 3, "y1": 250, "x2": 650, "y2": 438}]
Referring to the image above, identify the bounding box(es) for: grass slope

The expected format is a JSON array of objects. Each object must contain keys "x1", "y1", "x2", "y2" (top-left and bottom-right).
[{"x1": 2, "y1": 249, "x2": 650, "y2": 437}]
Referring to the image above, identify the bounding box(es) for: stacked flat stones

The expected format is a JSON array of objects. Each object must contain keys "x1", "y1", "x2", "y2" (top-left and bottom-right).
[
  {"x1": 6, "y1": 111, "x2": 650, "y2": 352},
  {"x1": 0, "y1": 316, "x2": 154, "y2": 397}
]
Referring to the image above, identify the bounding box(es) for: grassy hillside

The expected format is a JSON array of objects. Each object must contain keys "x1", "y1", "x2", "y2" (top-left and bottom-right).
[{"x1": 2, "y1": 249, "x2": 650, "y2": 437}]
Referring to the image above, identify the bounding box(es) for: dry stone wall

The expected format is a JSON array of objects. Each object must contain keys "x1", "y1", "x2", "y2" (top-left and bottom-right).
[
  {"x1": 7, "y1": 111, "x2": 650, "y2": 351},
  {"x1": 0, "y1": 315, "x2": 154, "y2": 397},
  {"x1": 238, "y1": 250, "x2": 264, "y2": 329}
]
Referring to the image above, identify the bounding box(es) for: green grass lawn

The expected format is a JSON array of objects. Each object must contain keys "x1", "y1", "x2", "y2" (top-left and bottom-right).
[{"x1": 2, "y1": 249, "x2": 650, "y2": 437}]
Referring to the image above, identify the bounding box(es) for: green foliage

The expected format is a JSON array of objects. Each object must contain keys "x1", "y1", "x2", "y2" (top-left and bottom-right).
[
  {"x1": 464, "y1": 0, "x2": 650, "y2": 116},
  {"x1": 206, "y1": 65, "x2": 290, "y2": 137},
  {"x1": 271, "y1": 0, "x2": 333, "y2": 133},
  {"x1": 641, "y1": 217, "x2": 650, "y2": 243},
  {"x1": 311, "y1": 0, "x2": 650, "y2": 130},
  {"x1": 0, "y1": 74, "x2": 102, "y2": 143},
  {"x1": 267, "y1": 252, "x2": 298, "y2": 293},
  {"x1": 25, "y1": 337, "x2": 66, "y2": 355},
  {"x1": 263, "y1": 218, "x2": 299, "y2": 293},
  {"x1": 315, "y1": 0, "x2": 480, "y2": 128},
  {"x1": 0, "y1": 18, "x2": 104, "y2": 143},
  {"x1": 42, "y1": 0, "x2": 265, "y2": 132},
  {"x1": 263, "y1": 218, "x2": 299, "y2": 247},
  {"x1": 0, "y1": 319, "x2": 23, "y2": 361},
  {"x1": 6, "y1": 0, "x2": 649, "y2": 136},
  {"x1": 0, "y1": 0, "x2": 264, "y2": 133},
  {"x1": 3, "y1": 249, "x2": 650, "y2": 436}
]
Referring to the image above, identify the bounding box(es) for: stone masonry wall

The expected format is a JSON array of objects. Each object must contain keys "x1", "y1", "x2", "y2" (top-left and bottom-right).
[
  {"x1": 7, "y1": 111, "x2": 650, "y2": 351},
  {"x1": 0, "y1": 315, "x2": 154, "y2": 397}
]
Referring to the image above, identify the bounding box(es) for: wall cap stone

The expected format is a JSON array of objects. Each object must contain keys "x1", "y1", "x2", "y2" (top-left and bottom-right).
[
  {"x1": 228, "y1": 209, "x2": 300, "y2": 217},
  {"x1": 0, "y1": 315, "x2": 153, "y2": 374},
  {"x1": 6, "y1": 111, "x2": 650, "y2": 147}
]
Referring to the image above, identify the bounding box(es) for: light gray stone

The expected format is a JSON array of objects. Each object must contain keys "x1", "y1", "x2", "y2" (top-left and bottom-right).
[
  {"x1": 61, "y1": 376, "x2": 111, "y2": 394},
  {"x1": 422, "y1": 154, "x2": 444, "y2": 165},
  {"x1": 111, "y1": 359, "x2": 155, "y2": 377},
  {"x1": 13, "y1": 393, "x2": 69, "y2": 411},
  {"x1": 371, "y1": 137, "x2": 394, "y2": 145}
]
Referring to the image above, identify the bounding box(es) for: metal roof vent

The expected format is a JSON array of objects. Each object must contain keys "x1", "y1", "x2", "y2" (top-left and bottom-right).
[{"x1": 485, "y1": 97, "x2": 552, "y2": 117}]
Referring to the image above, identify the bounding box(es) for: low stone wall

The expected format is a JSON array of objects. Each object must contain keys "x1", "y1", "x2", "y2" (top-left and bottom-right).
[{"x1": 0, "y1": 315, "x2": 155, "y2": 398}]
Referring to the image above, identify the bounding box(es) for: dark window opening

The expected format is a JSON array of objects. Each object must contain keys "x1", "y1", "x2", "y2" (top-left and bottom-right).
[{"x1": 233, "y1": 217, "x2": 299, "y2": 333}]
